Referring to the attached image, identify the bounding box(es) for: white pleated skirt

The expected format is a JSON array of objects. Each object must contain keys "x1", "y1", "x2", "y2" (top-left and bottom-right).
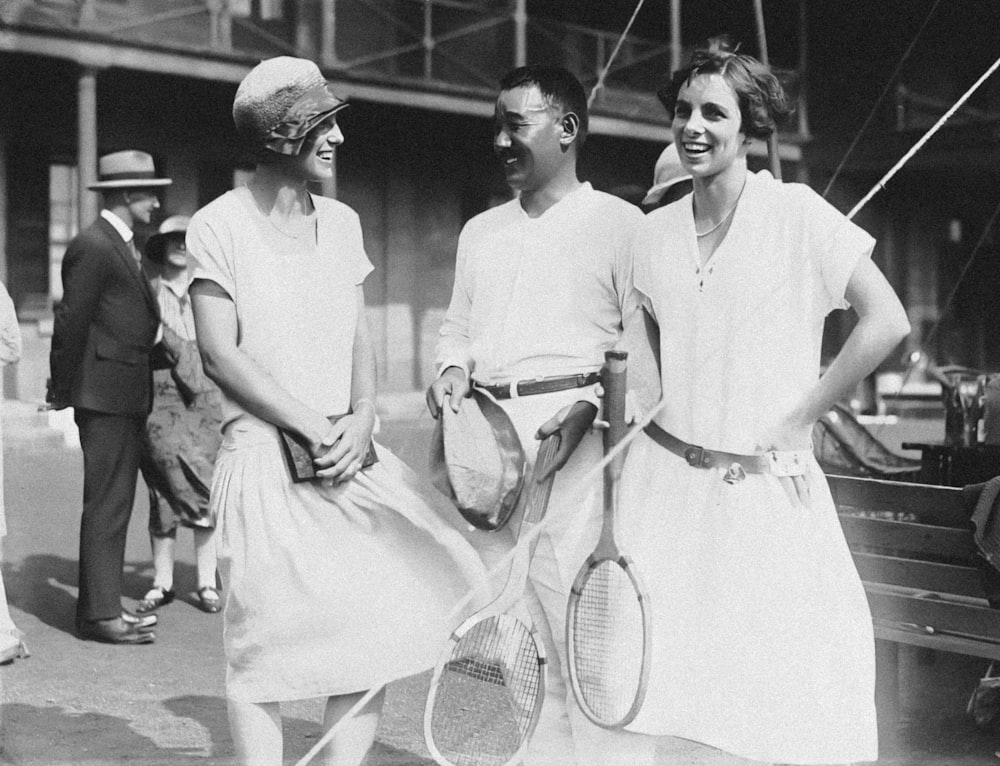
[{"x1": 211, "y1": 416, "x2": 488, "y2": 703}]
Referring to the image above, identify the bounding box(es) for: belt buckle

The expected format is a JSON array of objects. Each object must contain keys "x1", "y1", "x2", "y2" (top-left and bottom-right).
[
  {"x1": 723, "y1": 463, "x2": 747, "y2": 484},
  {"x1": 684, "y1": 445, "x2": 705, "y2": 468}
]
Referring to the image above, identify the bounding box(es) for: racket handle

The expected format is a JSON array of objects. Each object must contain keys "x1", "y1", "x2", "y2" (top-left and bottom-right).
[{"x1": 602, "y1": 350, "x2": 629, "y2": 465}]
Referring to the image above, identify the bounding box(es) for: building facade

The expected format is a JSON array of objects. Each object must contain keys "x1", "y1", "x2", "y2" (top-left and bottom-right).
[{"x1": 2, "y1": 0, "x2": 996, "y2": 406}]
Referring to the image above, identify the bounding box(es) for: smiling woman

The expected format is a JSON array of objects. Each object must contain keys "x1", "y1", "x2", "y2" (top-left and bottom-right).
[
  {"x1": 616, "y1": 40, "x2": 910, "y2": 766},
  {"x1": 185, "y1": 56, "x2": 488, "y2": 766}
]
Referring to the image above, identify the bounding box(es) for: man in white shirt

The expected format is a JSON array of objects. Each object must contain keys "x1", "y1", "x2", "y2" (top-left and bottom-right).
[
  {"x1": 49, "y1": 150, "x2": 168, "y2": 644},
  {"x1": 427, "y1": 66, "x2": 652, "y2": 766}
]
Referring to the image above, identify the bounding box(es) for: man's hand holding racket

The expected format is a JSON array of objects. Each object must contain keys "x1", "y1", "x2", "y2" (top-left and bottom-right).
[{"x1": 535, "y1": 400, "x2": 598, "y2": 481}]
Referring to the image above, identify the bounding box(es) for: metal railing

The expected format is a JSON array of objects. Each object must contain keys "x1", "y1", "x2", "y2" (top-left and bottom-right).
[{"x1": 0, "y1": 0, "x2": 801, "y2": 130}]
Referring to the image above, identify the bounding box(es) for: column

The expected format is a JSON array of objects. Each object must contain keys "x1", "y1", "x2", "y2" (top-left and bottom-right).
[{"x1": 77, "y1": 66, "x2": 99, "y2": 231}]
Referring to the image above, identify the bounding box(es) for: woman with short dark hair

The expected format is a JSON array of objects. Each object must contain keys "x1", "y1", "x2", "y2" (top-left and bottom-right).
[{"x1": 619, "y1": 42, "x2": 910, "y2": 764}]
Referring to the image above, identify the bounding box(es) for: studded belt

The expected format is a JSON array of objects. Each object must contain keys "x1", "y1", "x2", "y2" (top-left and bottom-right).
[
  {"x1": 643, "y1": 419, "x2": 772, "y2": 476},
  {"x1": 474, "y1": 372, "x2": 601, "y2": 400},
  {"x1": 643, "y1": 421, "x2": 810, "y2": 482}
]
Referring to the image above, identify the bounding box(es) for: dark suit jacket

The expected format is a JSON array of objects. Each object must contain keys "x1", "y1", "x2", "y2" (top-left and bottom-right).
[{"x1": 49, "y1": 216, "x2": 161, "y2": 416}]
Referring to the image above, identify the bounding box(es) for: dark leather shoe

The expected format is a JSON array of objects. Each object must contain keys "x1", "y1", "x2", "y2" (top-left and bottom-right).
[
  {"x1": 121, "y1": 610, "x2": 157, "y2": 630},
  {"x1": 78, "y1": 617, "x2": 154, "y2": 644}
]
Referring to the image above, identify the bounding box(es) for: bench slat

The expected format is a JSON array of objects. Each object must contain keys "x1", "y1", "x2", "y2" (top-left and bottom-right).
[
  {"x1": 839, "y1": 515, "x2": 977, "y2": 562},
  {"x1": 865, "y1": 589, "x2": 1000, "y2": 641},
  {"x1": 829, "y1": 474, "x2": 968, "y2": 527},
  {"x1": 874, "y1": 624, "x2": 1000, "y2": 661},
  {"x1": 853, "y1": 553, "x2": 985, "y2": 598}
]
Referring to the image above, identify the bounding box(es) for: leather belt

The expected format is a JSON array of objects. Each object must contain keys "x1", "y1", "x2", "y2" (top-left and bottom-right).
[
  {"x1": 474, "y1": 372, "x2": 601, "y2": 400},
  {"x1": 643, "y1": 420, "x2": 771, "y2": 478}
]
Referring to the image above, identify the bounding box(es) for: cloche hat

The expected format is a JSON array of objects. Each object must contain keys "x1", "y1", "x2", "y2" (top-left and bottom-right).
[
  {"x1": 88, "y1": 150, "x2": 172, "y2": 190},
  {"x1": 233, "y1": 56, "x2": 348, "y2": 155}
]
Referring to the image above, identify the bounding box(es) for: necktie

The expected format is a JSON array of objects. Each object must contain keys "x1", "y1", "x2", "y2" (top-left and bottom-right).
[{"x1": 128, "y1": 238, "x2": 141, "y2": 267}]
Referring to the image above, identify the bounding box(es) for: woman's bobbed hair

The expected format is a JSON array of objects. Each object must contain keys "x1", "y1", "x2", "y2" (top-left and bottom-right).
[{"x1": 657, "y1": 38, "x2": 792, "y2": 140}]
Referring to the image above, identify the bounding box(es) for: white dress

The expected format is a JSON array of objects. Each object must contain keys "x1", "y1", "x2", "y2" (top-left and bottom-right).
[
  {"x1": 0, "y1": 281, "x2": 20, "y2": 536},
  {"x1": 188, "y1": 188, "x2": 487, "y2": 703},
  {"x1": 619, "y1": 171, "x2": 878, "y2": 764}
]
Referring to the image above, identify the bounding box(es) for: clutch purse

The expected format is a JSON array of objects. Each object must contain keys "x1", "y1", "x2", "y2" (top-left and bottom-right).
[{"x1": 278, "y1": 414, "x2": 378, "y2": 483}]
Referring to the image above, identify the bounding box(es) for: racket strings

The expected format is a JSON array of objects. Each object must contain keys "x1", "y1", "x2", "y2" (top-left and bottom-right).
[
  {"x1": 430, "y1": 614, "x2": 543, "y2": 766},
  {"x1": 571, "y1": 560, "x2": 646, "y2": 724}
]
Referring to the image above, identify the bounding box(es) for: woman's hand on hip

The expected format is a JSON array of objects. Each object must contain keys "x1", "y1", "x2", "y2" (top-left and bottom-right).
[{"x1": 756, "y1": 411, "x2": 814, "y2": 509}]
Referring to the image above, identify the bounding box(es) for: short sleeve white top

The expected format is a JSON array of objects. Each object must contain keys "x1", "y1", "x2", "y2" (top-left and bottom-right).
[{"x1": 187, "y1": 187, "x2": 373, "y2": 427}]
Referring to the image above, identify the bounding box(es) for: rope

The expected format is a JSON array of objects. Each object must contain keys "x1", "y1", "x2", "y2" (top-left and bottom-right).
[
  {"x1": 821, "y1": 0, "x2": 942, "y2": 199},
  {"x1": 587, "y1": 0, "x2": 648, "y2": 109},
  {"x1": 846, "y1": 53, "x2": 1000, "y2": 221}
]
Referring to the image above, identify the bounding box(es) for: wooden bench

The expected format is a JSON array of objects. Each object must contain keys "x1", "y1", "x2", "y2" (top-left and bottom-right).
[
  {"x1": 831, "y1": 474, "x2": 1000, "y2": 727},
  {"x1": 832, "y1": 474, "x2": 1000, "y2": 659}
]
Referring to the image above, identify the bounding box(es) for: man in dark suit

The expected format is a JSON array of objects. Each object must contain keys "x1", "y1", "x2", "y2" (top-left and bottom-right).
[{"x1": 49, "y1": 150, "x2": 171, "y2": 644}]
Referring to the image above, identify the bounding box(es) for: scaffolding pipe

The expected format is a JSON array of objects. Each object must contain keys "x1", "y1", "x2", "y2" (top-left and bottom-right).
[
  {"x1": 423, "y1": 0, "x2": 434, "y2": 79},
  {"x1": 514, "y1": 0, "x2": 526, "y2": 68},
  {"x1": 752, "y1": 0, "x2": 782, "y2": 179},
  {"x1": 670, "y1": 0, "x2": 681, "y2": 74}
]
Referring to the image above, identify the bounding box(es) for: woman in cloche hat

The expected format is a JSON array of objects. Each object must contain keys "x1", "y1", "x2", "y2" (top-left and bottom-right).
[{"x1": 186, "y1": 57, "x2": 487, "y2": 765}]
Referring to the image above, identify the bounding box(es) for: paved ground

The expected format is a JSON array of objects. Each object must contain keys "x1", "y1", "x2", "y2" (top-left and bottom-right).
[{"x1": 1, "y1": 402, "x2": 999, "y2": 765}]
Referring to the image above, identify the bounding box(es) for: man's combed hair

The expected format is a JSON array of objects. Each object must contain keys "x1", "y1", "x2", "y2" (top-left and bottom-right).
[
  {"x1": 499, "y1": 65, "x2": 589, "y2": 148},
  {"x1": 657, "y1": 38, "x2": 792, "y2": 140}
]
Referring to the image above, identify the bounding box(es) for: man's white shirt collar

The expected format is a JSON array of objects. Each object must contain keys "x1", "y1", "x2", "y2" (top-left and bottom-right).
[{"x1": 100, "y1": 209, "x2": 134, "y2": 243}]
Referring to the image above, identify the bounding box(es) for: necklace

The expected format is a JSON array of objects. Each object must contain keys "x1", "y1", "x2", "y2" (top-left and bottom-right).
[{"x1": 694, "y1": 179, "x2": 747, "y2": 238}]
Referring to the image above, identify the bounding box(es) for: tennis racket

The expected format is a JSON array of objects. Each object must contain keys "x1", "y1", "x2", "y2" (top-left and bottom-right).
[
  {"x1": 566, "y1": 350, "x2": 652, "y2": 728},
  {"x1": 424, "y1": 432, "x2": 562, "y2": 766}
]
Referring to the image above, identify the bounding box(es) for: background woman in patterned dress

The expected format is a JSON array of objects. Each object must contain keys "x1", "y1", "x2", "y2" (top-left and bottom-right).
[{"x1": 137, "y1": 215, "x2": 223, "y2": 615}]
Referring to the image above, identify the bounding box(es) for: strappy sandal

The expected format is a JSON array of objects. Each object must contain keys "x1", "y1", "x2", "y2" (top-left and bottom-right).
[
  {"x1": 136, "y1": 586, "x2": 175, "y2": 614},
  {"x1": 196, "y1": 586, "x2": 222, "y2": 614}
]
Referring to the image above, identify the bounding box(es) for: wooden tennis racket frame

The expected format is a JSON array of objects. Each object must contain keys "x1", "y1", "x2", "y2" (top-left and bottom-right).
[
  {"x1": 424, "y1": 434, "x2": 562, "y2": 766},
  {"x1": 566, "y1": 350, "x2": 653, "y2": 729}
]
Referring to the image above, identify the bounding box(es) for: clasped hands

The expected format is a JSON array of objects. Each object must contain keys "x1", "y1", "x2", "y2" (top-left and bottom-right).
[{"x1": 309, "y1": 402, "x2": 376, "y2": 485}]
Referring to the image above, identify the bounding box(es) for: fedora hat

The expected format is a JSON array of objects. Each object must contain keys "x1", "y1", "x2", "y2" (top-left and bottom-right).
[
  {"x1": 430, "y1": 391, "x2": 526, "y2": 531},
  {"x1": 144, "y1": 215, "x2": 190, "y2": 264},
  {"x1": 642, "y1": 142, "x2": 692, "y2": 207},
  {"x1": 88, "y1": 150, "x2": 172, "y2": 190}
]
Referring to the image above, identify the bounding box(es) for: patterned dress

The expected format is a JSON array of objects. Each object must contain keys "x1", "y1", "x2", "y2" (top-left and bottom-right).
[{"x1": 142, "y1": 279, "x2": 222, "y2": 535}]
